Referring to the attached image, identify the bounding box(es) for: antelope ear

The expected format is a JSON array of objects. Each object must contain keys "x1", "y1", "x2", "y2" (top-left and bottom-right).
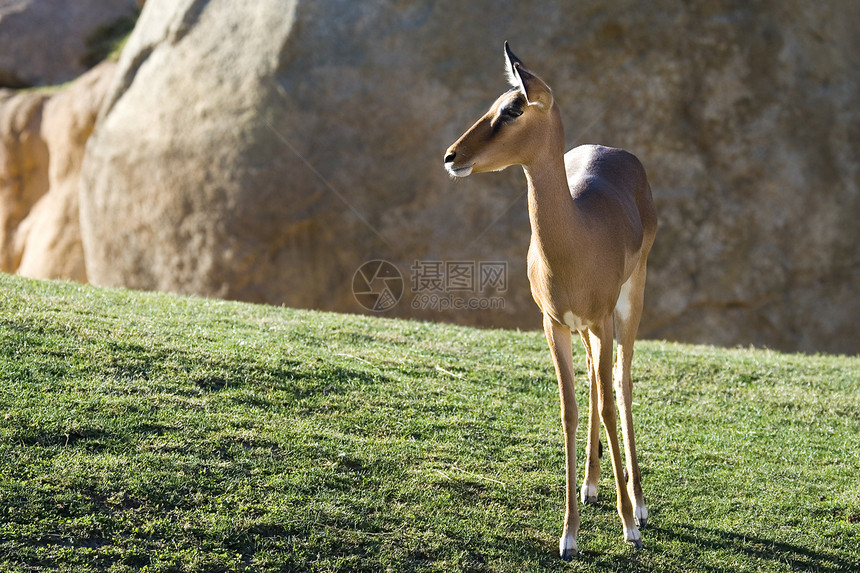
[
  {"x1": 504, "y1": 41, "x2": 525, "y2": 89},
  {"x1": 504, "y1": 42, "x2": 553, "y2": 111},
  {"x1": 516, "y1": 66, "x2": 554, "y2": 110}
]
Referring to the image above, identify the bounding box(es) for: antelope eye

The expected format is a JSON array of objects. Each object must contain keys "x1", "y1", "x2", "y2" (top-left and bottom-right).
[
  {"x1": 492, "y1": 97, "x2": 526, "y2": 131},
  {"x1": 501, "y1": 104, "x2": 523, "y2": 119}
]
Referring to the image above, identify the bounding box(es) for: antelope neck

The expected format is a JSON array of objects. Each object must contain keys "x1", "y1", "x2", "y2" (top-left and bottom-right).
[{"x1": 523, "y1": 153, "x2": 577, "y2": 260}]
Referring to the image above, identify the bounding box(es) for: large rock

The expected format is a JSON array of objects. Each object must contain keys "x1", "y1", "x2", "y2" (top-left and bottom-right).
[
  {"x1": 18, "y1": 62, "x2": 116, "y2": 281},
  {"x1": 0, "y1": 0, "x2": 137, "y2": 88},
  {"x1": 0, "y1": 61, "x2": 115, "y2": 281},
  {"x1": 80, "y1": 0, "x2": 860, "y2": 354},
  {"x1": 0, "y1": 89, "x2": 49, "y2": 271}
]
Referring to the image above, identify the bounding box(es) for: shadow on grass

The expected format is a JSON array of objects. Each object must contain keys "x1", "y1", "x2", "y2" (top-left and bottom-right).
[
  {"x1": 508, "y1": 519, "x2": 859, "y2": 573},
  {"x1": 649, "y1": 524, "x2": 859, "y2": 572}
]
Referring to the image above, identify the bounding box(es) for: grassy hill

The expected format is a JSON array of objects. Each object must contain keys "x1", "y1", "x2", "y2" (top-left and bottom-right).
[{"x1": 1, "y1": 273, "x2": 858, "y2": 572}]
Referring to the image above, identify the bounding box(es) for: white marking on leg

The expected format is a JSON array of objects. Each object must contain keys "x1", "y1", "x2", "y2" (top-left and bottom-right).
[
  {"x1": 580, "y1": 483, "x2": 598, "y2": 504},
  {"x1": 559, "y1": 532, "x2": 578, "y2": 560},
  {"x1": 625, "y1": 526, "x2": 643, "y2": 549},
  {"x1": 634, "y1": 502, "x2": 648, "y2": 528},
  {"x1": 563, "y1": 311, "x2": 585, "y2": 332},
  {"x1": 614, "y1": 276, "x2": 634, "y2": 322}
]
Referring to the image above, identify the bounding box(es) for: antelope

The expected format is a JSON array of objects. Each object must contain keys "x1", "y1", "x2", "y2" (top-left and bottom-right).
[{"x1": 443, "y1": 43, "x2": 657, "y2": 558}]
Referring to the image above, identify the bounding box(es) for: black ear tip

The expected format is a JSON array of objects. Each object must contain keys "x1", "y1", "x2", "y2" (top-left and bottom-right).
[{"x1": 504, "y1": 41, "x2": 522, "y2": 67}]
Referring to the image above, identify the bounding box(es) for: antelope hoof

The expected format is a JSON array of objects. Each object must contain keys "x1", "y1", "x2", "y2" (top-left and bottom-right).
[
  {"x1": 625, "y1": 526, "x2": 643, "y2": 550},
  {"x1": 559, "y1": 534, "x2": 578, "y2": 560},
  {"x1": 580, "y1": 484, "x2": 598, "y2": 504},
  {"x1": 635, "y1": 503, "x2": 649, "y2": 529}
]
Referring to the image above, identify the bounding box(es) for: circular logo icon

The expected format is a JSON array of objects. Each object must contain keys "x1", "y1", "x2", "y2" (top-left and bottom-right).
[{"x1": 352, "y1": 260, "x2": 404, "y2": 312}]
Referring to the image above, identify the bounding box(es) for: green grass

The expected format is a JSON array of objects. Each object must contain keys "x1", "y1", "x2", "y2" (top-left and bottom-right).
[{"x1": 0, "y1": 273, "x2": 858, "y2": 572}]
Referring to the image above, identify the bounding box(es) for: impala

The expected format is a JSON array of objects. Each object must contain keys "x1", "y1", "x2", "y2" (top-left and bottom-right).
[{"x1": 443, "y1": 43, "x2": 657, "y2": 558}]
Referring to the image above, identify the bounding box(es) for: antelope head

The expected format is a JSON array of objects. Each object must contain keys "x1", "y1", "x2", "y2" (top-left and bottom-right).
[{"x1": 444, "y1": 42, "x2": 563, "y2": 178}]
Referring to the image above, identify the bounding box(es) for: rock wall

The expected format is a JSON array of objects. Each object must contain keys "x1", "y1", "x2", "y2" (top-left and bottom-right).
[
  {"x1": 0, "y1": 62, "x2": 115, "y2": 281},
  {"x1": 0, "y1": 89, "x2": 49, "y2": 271},
  {"x1": 11, "y1": 0, "x2": 859, "y2": 354}
]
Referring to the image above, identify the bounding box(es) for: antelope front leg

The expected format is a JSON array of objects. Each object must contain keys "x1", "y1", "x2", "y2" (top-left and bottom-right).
[{"x1": 543, "y1": 314, "x2": 579, "y2": 559}]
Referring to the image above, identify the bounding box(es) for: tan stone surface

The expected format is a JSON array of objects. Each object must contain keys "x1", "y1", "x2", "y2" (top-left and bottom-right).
[
  {"x1": 17, "y1": 62, "x2": 116, "y2": 281},
  {"x1": 0, "y1": 89, "x2": 49, "y2": 271},
  {"x1": 0, "y1": 62, "x2": 115, "y2": 282}
]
